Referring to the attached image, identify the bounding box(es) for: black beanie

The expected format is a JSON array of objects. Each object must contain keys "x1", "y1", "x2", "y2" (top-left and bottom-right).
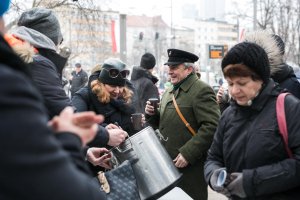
[
  {"x1": 221, "y1": 42, "x2": 270, "y2": 84},
  {"x1": 99, "y1": 58, "x2": 127, "y2": 86},
  {"x1": 18, "y1": 8, "x2": 63, "y2": 45},
  {"x1": 140, "y1": 53, "x2": 156, "y2": 69}
]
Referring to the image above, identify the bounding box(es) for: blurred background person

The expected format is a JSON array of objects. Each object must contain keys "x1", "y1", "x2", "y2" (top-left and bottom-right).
[
  {"x1": 244, "y1": 30, "x2": 300, "y2": 99},
  {"x1": 70, "y1": 62, "x2": 88, "y2": 98},
  {"x1": 9, "y1": 7, "x2": 72, "y2": 119},
  {"x1": 131, "y1": 52, "x2": 159, "y2": 114}
]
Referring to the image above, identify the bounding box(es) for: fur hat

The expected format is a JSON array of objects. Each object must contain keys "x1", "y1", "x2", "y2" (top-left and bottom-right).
[
  {"x1": 165, "y1": 48, "x2": 198, "y2": 65},
  {"x1": 221, "y1": 42, "x2": 270, "y2": 84},
  {"x1": 99, "y1": 58, "x2": 128, "y2": 86},
  {"x1": 243, "y1": 30, "x2": 283, "y2": 73},
  {"x1": 17, "y1": 8, "x2": 63, "y2": 45},
  {"x1": 140, "y1": 53, "x2": 156, "y2": 69},
  {"x1": 0, "y1": 0, "x2": 10, "y2": 17}
]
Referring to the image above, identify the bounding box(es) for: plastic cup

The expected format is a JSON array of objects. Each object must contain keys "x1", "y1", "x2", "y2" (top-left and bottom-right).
[
  {"x1": 148, "y1": 98, "x2": 159, "y2": 110},
  {"x1": 131, "y1": 113, "x2": 143, "y2": 131},
  {"x1": 216, "y1": 170, "x2": 227, "y2": 187}
]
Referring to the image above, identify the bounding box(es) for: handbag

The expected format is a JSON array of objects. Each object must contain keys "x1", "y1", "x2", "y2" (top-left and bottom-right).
[
  {"x1": 172, "y1": 94, "x2": 196, "y2": 136},
  {"x1": 97, "y1": 160, "x2": 141, "y2": 200},
  {"x1": 276, "y1": 93, "x2": 293, "y2": 158}
]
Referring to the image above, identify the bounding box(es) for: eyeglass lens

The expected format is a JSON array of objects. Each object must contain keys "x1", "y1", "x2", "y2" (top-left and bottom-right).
[{"x1": 108, "y1": 68, "x2": 129, "y2": 79}]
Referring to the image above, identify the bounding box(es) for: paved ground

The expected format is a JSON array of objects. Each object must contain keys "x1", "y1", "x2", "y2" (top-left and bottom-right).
[
  {"x1": 208, "y1": 187, "x2": 228, "y2": 200},
  {"x1": 159, "y1": 187, "x2": 228, "y2": 200}
]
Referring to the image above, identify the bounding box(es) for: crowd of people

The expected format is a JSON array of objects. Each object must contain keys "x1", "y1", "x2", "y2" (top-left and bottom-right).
[{"x1": 1, "y1": 1, "x2": 300, "y2": 199}]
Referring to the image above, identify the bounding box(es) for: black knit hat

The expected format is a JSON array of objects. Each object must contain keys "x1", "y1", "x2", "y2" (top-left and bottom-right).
[
  {"x1": 99, "y1": 58, "x2": 128, "y2": 86},
  {"x1": 140, "y1": 53, "x2": 156, "y2": 69},
  {"x1": 221, "y1": 42, "x2": 270, "y2": 83}
]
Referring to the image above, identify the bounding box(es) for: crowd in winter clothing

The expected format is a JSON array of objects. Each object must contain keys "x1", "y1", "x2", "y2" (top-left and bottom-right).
[{"x1": 1, "y1": 1, "x2": 300, "y2": 200}]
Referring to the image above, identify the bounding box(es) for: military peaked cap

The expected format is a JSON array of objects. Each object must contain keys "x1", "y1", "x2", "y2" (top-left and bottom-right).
[{"x1": 164, "y1": 48, "x2": 199, "y2": 65}]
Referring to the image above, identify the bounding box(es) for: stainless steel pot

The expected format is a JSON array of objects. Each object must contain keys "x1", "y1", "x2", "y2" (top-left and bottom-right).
[{"x1": 111, "y1": 126, "x2": 182, "y2": 200}]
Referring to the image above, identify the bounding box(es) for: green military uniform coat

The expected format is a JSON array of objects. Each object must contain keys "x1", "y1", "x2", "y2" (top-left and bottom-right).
[{"x1": 147, "y1": 74, "x2": 220, "y2": 200}]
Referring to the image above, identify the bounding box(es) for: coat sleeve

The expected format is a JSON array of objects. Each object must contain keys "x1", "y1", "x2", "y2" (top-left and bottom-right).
[
  {"x1": 243, "y1": 95, "x2": 300, "y2": 197},
  {"x1": 179, "y1": 84, "x2": 221, "y2": 164},
  {"x1": 80, "y1": 71, "x2": 88, "y2": 88},
  {"x1": 30, "y1": 57, "x2": 72, "y2": 119},
  {"x1": 72, "y1": 87, "x2": 89, "y2": 112},
  {"x1": 0, "y1": 67, "x2": 106, "y2": 200}
]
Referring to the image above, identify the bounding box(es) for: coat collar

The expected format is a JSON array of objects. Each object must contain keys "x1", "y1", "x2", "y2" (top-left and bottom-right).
[
  {"x1": 130, "y1": 66, "x2": 158, "y2": 84},
  {"x1": 168, "y1": 73, "x2": 198, "y2": 95}
]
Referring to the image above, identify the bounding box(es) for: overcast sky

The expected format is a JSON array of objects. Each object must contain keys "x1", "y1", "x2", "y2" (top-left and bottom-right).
[
  {"x1": 109, "y1": 0, "x2": 248, "y2": 26},
  {"x1": 5, "y1": 0, "x2": 250, "y2": 28}
]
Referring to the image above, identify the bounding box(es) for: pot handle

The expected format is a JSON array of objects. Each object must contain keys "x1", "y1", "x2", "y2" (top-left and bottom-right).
[
  {"x1": 115, "y1": 137, "x2": 133, "y2": 153},
  {"x1": 155, "y1": 129, "x2": 168, "y2": 141}
]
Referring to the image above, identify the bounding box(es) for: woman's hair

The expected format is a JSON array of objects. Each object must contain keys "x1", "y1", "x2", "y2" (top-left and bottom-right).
[
  {"x1": 90, "y1": 79, "x2": 133, "y2": 104},
  {"x1": 223, "y1": 64, "x2": 262, "y2": 81}
]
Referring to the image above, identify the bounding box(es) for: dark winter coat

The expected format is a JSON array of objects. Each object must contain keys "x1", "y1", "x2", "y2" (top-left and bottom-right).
[
  {"x1": 70, "y1": 69, "x2": 88, "y2": 96},
  {"x1": 0, "y1": 34, "x2": 106, "y2": 200},
  {"x1": 204, "y1": 79, "x2": 300, "y2": 200},
  {"x1": 131, "y1": 66, "x2": 159, "y2": 113},
  {"x1": 147, "y1": 73, "x2": 220, "y2": 200},
  {"x1": 29, "y1": 49, "x2": 72, "y2": 119},
  {"x1": 272, "y1": 63, "x2": 300, "y2": 99},
  {"x1": 11, "y1": 26, "x2": 72, "y2": 119}
]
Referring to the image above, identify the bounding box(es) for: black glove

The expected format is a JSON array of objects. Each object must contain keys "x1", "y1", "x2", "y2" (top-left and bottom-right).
[
  {"x1": 227, "y1": 172, "x2": 246, "y2": 198},
  {"x1": 210, "y1": 168, "x2": 231, "y2": 197}
]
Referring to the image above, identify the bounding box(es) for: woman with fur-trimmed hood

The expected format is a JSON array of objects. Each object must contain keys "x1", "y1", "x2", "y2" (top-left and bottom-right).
[
  {"x1": 5, "y1": 7, "x2": 73, "y2": 119},
  {"x1": 243, "y1": 30, "x2": 300, "y2": 99}
]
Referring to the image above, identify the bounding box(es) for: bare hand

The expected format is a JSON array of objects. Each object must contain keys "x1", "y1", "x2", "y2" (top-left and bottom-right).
[
  {"x1": 72, "y1": 111, "x2": 104, "y2": 128},
  {"x1": 145, "y1": 101, "x2": 155, "y2": 115},
  {"x1": 141, "y1": 114, "x2": 146, "y2": 127},
  {"x1": 107, "y1": 129, "x2": 128, "y2": 147},
  {"x1": 216, "y1": 85, "x2": 225, "y2": 104},
  {"x1": 48, "y1": 107, "x2": 103, "y2": 146},
  {"x1": 86, "y1": 147, "x2": 112, "y2": 169},
  {"x1": 106, "y1": 123, "x2": 122, "y2": 130},
  {"x1": 173, "y1": 153, "x2": 189, "y2": 168}
]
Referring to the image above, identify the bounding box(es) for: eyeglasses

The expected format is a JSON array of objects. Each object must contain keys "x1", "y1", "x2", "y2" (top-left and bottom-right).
[{"x1": 102, "y1": 68, "x2": 130, "y2": 79}]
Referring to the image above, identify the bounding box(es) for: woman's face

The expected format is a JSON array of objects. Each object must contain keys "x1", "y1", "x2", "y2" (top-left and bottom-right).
[
  {"x1": 104, "y1": 84, "x2": 124, "y2": 99},
  {"x1": 226, "y1": 76, "x2": 263, "y2": 106}
]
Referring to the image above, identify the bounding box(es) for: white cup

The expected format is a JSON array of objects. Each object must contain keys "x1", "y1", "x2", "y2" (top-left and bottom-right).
[{"x1": 216, "y1": 169, "x2": 227, "y2": 187}]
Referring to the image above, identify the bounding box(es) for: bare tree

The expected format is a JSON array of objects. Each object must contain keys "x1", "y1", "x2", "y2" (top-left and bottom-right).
[
  {"x1": 7, "y1": 0, "x2": 120, "y2": 70},
  {"x1": 255, "y1": 0, "x2": 300, "y2": 65}
]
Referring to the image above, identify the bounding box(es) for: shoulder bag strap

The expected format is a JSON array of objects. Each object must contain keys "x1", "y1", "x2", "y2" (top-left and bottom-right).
[
  {"x1": 276, "y1": 93, "x2": 293, "y2": 158},
  {"x1": 172, "y1": 94, "x2": 196, "y2": 136}
]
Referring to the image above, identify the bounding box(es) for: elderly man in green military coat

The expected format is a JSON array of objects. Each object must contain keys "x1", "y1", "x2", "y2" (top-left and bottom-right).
[{"x1": 145, "y1": 48, "x2": 220, "y2": 200}]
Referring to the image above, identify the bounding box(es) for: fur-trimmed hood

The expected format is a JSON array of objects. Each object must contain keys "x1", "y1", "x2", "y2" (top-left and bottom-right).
[
  {"x1": 4, "y1": 34, "x2": 36, "y2": 63},
  {"x1": 243, "y1": 30, "x2": 283, "y2": 76}
]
